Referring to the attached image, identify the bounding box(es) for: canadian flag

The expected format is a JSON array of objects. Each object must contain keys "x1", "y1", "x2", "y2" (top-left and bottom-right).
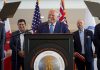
[{"x1": 4, "y1": 19, "x2": 12, "y2": 70}]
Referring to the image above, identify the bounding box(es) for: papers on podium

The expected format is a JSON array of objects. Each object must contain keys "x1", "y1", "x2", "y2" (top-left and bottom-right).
[
  {"x1": 84, "y1": 1, "x2": 100, "y2": 18},
  {"x1": 0, "y1": 1, "x2": 21, "y2": 20}
]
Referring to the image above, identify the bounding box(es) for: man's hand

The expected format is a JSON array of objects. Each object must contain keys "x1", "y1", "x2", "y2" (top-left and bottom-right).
[
  {"x1": 5, "y1": 49, "x2": 12, "y2": 58},
  {"x1": 18, "y1": 51, "x2": 25, "y2": 58},
  {"x1": 93, "y1": 53, "x2": 97, "y2": 58}
]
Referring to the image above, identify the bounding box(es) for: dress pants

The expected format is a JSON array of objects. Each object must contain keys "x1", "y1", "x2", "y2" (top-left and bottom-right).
[
  {"x1": 75, "y1": 57, "x2": 94, "y2": 70},
  {"x1": 12, "y1": 57, "x2": 24, "y2": 70}
]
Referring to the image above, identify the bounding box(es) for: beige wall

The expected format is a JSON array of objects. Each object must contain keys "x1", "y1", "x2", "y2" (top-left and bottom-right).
[{"x1": 9, "y1": 9, "x2": 99, "y2": 32}]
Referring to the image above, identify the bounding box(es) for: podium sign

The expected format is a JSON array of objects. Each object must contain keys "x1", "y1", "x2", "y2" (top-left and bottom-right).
[{"x1": 24, "y1": 34, "x2": 74, "y2": 70}]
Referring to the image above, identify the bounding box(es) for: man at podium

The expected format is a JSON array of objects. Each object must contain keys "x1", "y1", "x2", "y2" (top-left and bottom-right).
[{"x1": 37, "y1": 9, "x2": 69, "y2": 33}]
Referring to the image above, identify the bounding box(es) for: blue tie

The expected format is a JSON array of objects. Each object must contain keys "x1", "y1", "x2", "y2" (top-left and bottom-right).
[{"x1": 50, "y1": 24, "x2": 53, "y2": 33}]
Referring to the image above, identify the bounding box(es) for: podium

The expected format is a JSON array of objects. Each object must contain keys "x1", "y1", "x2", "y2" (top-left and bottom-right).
[{"x1": 24, "y1": 34, "x2": 74, "y2": 70}]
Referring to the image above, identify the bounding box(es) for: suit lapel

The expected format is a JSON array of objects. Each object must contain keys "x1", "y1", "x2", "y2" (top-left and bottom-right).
[
  {"x1": 54, "y1": 21, "x2": 60, "y2": 33},
  {"x1": 46, "y1": 22, "x2": 50, "y2": 33},
  {"x1": 84, "y1": 30, "x2": 87, "y2": 47},
  {"x1": 16, "y1": 31, "x2": 21, "y2": 50}
]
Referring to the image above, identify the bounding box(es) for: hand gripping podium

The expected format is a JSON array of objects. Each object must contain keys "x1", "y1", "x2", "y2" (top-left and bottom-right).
[{"x1": 24, "y1": 34, "x2": 74, "y2": 70}]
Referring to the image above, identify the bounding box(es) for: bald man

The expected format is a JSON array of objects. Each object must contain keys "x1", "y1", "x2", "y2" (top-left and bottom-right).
[
  {"x1": 73, "y1": 19, "x2": 94, "y2": 70},
  {"x1": 37, "y1": 9, "x2": 69, "y2": 33}
]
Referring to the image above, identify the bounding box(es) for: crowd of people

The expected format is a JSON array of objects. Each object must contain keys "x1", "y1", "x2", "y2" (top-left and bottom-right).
[{"x1": 0, "y1": 9, "x2": 100, "y2": 70}]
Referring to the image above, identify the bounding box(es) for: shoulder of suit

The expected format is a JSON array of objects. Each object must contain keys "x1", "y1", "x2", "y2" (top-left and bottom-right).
[
  {"x1": 25, "y1": 30, "x2": 32, "y2": 34},
  {"x1": 12, "y1": 30, "x2": 19, "y2": 34},
  {"x1": 41, "y1": 21, "x2": 48, "y2": 26},
  {"x1": 96, "y1": 23, "x2": 100, "y2": 28},
  {"x1": 56, "y1": 21, "x2": 62, "y2": 24},
  {"x1": 0, "y1": 23, "x2": 4, "y2": 27},
  {"x1": 85, "y1": 29, "x2": 91, "y2": 32},
  {"x1": 73, "y1": 30, "x2": 78, "y2": 35},
  {"x1": 73, "y1": 30, "x2": 78, "y2": 33},
  {"x1": 85, "y1": 29, "x2": 93, "y2": 34}
]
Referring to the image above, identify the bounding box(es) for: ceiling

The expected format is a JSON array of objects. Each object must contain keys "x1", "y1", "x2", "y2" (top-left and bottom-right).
[{"x1": 0, "y1": 0, "x2": 100, "y2": 9}]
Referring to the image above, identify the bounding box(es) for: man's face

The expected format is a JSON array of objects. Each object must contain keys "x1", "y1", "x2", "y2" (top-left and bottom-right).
[
  {"x1": 17, "y1": 22, "x2": 26, "y2": 32},
  {"x1": 48, "y1": 10, "x2": 56, "y2": 24},
  {"x1": 77, "y1": 20, "x2": 84, "y2": 31}
]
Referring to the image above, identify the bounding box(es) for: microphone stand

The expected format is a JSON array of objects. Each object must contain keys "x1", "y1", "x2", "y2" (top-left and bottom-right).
[{"x1": 11, "y1": 29, "x2": 33, "y2": 38}]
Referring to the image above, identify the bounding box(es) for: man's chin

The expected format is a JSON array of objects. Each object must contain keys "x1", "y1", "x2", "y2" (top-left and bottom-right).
[{"x1": 20, "y1": 30, "x2": 25, "y2": 32}]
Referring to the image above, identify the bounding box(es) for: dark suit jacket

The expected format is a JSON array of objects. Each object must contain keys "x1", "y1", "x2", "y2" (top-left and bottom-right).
[
  {"x1": 94, "y1": 23, "x2": 100, "y2": 58},
  {"x1": 0, "y1": 23, "x2": 5, "y2": 70},
  {"x1": 10, "y1": 30, "x2": 31, "y2": 61},
  {"x1": 73, "y1": 29, "x2": 94, "y2": 62},
  {"x1": 37, "y1": 21, "x2": 69, "y2": 33},
  {"x1": 0, "y1": 23, "x2": 5, "y2": 60}
]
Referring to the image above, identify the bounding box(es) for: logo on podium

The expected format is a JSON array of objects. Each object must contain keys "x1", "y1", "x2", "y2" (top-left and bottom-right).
[{"x1": 31, "y1": 51, "x2": 66, "y2": 70}]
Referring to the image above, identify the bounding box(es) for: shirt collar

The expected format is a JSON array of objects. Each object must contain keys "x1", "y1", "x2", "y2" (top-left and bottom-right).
[
  {"x1": 79, "y1": 29, "x2": 84, "y2": 33},
  {"x1": 19, "y1": 30, "x2": 25, "y2": 34},
  {"x1": 49, "y1": 22, "x2": 56, "y2": 26}
]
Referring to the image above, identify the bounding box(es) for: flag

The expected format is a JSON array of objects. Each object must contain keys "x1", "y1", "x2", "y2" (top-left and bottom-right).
[
  {"x1": 59, "y1": 0, "x2": 65, "y2": 22},
  {"x1": 4, "y1": 19, "x2": 12, "y2": 70},
  {"x1": 32, "y1": 0, "x2": 41, "y2": 33},
  {"x1": 58, "y1": 0, "x2": 69, "y2": 28},
  {"x1": 2, "y1": 0, "x2": 12, "y2": 70}
]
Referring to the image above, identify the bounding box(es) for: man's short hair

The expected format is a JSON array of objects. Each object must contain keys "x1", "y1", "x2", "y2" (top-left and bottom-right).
[{"x1": 17, "y1": 19, "x2": 26, "y2": 25}]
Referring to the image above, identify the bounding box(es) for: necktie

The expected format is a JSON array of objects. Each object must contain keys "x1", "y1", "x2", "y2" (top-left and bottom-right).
[{"x1": 50, "y1": 24, "x2": 53, "y2": 33}]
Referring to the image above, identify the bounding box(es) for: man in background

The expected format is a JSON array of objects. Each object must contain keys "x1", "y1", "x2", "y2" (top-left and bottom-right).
[
  {"x1": 0, "y1": 19, "x2": 11, "y2": 70},
  {"x1": 10, "y1": 19, "x2": 31, "y2": 70},
  {"x1": 37, "y1": 9, "x2": 69, "y2": 33},
  {"x1": 94, "y1": 23, "x2": 100, "y2": 70},
  {"x1": 0, "y1": 20, "x2": 5, "y2": 70},
  {"x1": 73, "y1": 19, "x2": 94, "y2": 70}
]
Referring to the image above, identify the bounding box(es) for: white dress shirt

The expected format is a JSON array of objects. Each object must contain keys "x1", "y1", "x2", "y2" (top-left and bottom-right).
[
  {"x1": 20, "y1": 33, "x2": 24, "y2": 51},
  {"x1": 79, "y1": 29, "x2": 85, "y2": 54}
]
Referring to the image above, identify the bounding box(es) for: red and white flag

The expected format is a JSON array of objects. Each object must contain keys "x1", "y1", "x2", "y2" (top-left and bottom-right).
[
  {"x1": 59, "y1": 0, "x2": 65, "y2": 22},
  {"x1": 58, "y1": 0, "x2": 69, "y2": 28},
  {"x1": 4, "y1": 19, "x2": 12, "y2": 70},
  {"x1": 3, "y1": 0, "x2": 12, "y2": 70}
]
